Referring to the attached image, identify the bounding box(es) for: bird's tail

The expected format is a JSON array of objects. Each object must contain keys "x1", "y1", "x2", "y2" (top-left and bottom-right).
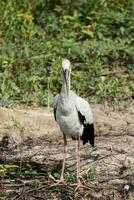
[{"x1": 80, "y1": 123, "x2": 94, "y2": 147}]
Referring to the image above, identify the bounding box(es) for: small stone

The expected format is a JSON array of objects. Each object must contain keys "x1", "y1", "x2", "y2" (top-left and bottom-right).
[{"x1": 124, "y1": 184, "x2": 129, "y2": 190}]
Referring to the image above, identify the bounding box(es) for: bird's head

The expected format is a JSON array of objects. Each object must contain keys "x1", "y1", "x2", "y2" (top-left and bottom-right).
[
  {"x1": 61, "y1": 59, "x2": 71, "y2": 96},
  {"x1": 62, "y1": 59, "x2": 71, "y2": 74}
]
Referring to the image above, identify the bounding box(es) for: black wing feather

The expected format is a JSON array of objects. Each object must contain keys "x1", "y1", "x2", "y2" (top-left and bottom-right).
[
  {"x1": 77, "y1": 110, "x2": 94, "y2": 147},
  {"x1": 77, "y1": 111, "x2": 85, "y2": 124},
  {"x1": 54, "y1": 107, "x2": 57, "y2": 121},
  {"x1": 53, "y1": 94, "x2": 59, "y2": 121},
  {"x1": 81, "y1": 123, "x2": 94, "y2": 146}
]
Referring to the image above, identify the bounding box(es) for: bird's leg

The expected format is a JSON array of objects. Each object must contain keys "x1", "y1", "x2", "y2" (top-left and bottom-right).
[
  {"x1": 73, "y1": 136, "x2": 90, "y2": 191},
  {"x1": 50, "y1": 133, "x2": 68, "y2": 187},
  {"x1": 60, "y1": 133, "x2": 67, "y2": 183},
  {"x1": 70, "y1": 136, "x2": 81, "y2": 189},
  {"x1": 76, "y1": 136, "x2": 81, "y2": 188}
]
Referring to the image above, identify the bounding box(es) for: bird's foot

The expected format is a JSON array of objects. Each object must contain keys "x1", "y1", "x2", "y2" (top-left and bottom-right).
[
  {"x1": 49, "y1": 173, "x2": 64, "y2": 183},
  {"x1": 71, "y1": 180, "x2": 90, "y2": 191},
  {"x1": 49, "y1": 179, "x2": 73, "y2": 190},
  {"x1": 55, "y1": 178, "x2": 67, "y2": 185},
  {"x1": 49, "y1": 174, "x2": 67, "y2": 187}
]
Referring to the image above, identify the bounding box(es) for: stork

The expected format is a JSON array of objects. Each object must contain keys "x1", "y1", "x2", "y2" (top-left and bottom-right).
[{"x1": 53, "y1": 59, "x2": 94, "y2": 189}]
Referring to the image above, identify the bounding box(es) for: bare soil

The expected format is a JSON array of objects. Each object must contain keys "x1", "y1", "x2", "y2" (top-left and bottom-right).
[{"x1": 0, "y1": 104, "x2": 134, "y2": 200}]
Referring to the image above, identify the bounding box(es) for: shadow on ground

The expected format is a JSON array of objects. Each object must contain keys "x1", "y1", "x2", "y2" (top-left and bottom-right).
[{"x1": 0, "y1": 104, "x2": 134, "y2": 199}]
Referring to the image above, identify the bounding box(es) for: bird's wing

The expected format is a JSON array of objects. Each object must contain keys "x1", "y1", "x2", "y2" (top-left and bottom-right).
[
  {"x1": 53, "y1": 94, "x2": 59, "y2": 121},
  {"x1": 75, "y1": 96, "x2": 93, "y2": 125},
  {"x1": 75, "y1": 96, "x2": 94, "y2": 146}
]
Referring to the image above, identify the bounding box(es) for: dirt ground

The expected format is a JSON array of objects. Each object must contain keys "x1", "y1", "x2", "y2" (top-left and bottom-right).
[{"x1": 0, "y1": 104, "x2": 134, "y2": 200}]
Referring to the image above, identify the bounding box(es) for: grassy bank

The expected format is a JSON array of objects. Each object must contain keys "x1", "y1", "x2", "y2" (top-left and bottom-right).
[{"x1": 0, "y1": 0, "x2": 134, "y2": 107}]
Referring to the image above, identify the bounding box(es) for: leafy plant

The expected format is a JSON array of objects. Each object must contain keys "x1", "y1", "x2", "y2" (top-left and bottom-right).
[{"x1": 0, "y1": 0, "x2": 133, "y2": 106}]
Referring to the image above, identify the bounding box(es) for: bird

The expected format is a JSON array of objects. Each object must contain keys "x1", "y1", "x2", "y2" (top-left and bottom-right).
[{"x1": 53, "y1": 59, "x2": 94, "y2": 189}]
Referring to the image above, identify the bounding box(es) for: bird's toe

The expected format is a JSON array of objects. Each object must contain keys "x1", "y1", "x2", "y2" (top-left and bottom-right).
[{"x1": 71, "y1": 181, "x2": 90, "y2": 191}]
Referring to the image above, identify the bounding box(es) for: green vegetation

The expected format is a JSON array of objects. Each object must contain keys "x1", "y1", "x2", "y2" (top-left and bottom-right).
[
  {"x1": 51, "y1": 170, "x2": 75, "y2": 183},
  {"x1": 0, "y1": 0, "x2": 134, "y2": 106}
]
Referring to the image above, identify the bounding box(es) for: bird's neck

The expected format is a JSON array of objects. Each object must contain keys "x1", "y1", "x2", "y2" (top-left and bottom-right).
[
  {"x1": 61, "y1": 86, "x2": 69, "y2": 101},
  {"x1": 61, "y1": 78, "x2": 70, "y2": 101},
  {"x1": 61, "y1": 80, "x2": 70, "y2": 102}
]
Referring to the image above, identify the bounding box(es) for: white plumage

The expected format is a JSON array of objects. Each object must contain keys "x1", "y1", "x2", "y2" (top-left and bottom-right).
[
  {"x1": 54, "y1": 91, "x2": 93, "y2": 139},
  {"x1": 53, "y1": 59, "x2": 94, "y2": 189}
]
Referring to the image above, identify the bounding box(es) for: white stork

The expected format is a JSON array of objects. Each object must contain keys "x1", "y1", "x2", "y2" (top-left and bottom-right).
[{"x1": 53, "y1": 59, "x2": 94, "y2": 189}]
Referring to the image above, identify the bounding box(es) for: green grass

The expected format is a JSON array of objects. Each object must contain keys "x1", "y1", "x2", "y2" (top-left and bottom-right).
[{"x1": 0, "y1": 0, "x2": 134, "y2": 107}]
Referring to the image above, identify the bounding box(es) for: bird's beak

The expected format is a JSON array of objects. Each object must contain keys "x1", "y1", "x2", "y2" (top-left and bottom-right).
[{"x1": 63, "y1": 69, "x2": 69, "y2": 96}]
